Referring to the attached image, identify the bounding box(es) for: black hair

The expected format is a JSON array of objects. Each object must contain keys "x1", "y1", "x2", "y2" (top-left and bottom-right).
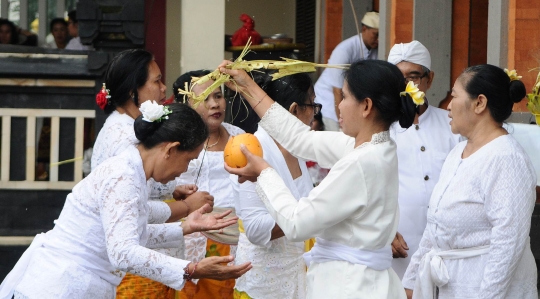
[
  {"x1": 254, "y1": 70, "x2": 314, "y2": 110},
  {"x1": 49, "y1": 18, "x2": 68, "y2": 32},
  {"x1": 103, "y1": 49, "x2": 154, "y2": 115},
  {"x1": 67, "y1": 10, "x2": 77, "y2": 23},
  {"x1": 173, "y1": 70, "x2": 211, "y2": 103},
  {"x1": 134, "y1": 103, "x2": 208, "y2": 151},
  {"x1": 0, "y1": 18, "x2": 18, "y2": 44},
  {"x1": 460, "y1": 64, "x2": 526, "y2": 123},
  {"x1": 227, "y1": 71, "x2": 314, "y2": 133},
  {"x1": 344, "y1": 59, "x2": 415, "y2": 129}
]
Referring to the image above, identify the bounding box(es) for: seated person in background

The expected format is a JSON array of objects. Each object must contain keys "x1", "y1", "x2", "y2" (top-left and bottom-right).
[
  {"x1": 65, "y1": 11, "x2": 93, "y2": 50},
  {"x1": 174, "y1": 70, "x2": 245, "y2": 299},
  {"x1": 0, "y1": 18, "x2": 37, "y2": 46},
  {"x1": 232, "y1": 71, "x2": 316, "y2": 299},
  {"x1": 45, "y1": 18, "x2": 69, "y2": 49}
]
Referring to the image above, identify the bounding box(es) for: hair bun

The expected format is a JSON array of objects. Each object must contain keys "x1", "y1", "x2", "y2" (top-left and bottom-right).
[
  {"x1": 134, "y1": 115, "x2": 161, "y2": 142},
  {"x1": 509, "y1": 80, "x2": 526, "y2": 103},
  {"x1": 398, "y1": 94, "x2": 416, "y2": 128}
]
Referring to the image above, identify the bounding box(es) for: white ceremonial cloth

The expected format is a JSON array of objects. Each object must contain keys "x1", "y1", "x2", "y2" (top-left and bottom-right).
[
  {"x1": 403, "y1": 135, "x2": 538, "y2": 299},
  {"x1": 4, "y1": 147, "x2": 189, "y2": 299},
  {"x1": 314, "y1": 34, "x2": 377, "y2": 122},
  {"x1": 253, "y1": 103, "x2": 405, "y2": 299},
  {"x1": 388, "y1": 40, "x2": 431, "y2": 70},
  {"x1": 176, "y1": 123, "x2": 244, "y2": 283},
  {"x1": 233, "y1": 126, "x2": 312, "y2": 299},
  {"x1": 507, "y1": 123, "x2": 540, "y2": 185},
  {"x1": 305, "y1": 237, "x2": 392, "y2": 271},
  {"x1": 390, "y1": 105, "x2": 461, "y2": 278}
]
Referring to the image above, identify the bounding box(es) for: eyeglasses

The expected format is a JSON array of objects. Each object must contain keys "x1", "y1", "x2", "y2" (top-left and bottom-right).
[
  {"x1": 298, "y1": 102, "x2": 322, "y2": 115},
  {"x1": 404, "y1": 73, "x2": 428, "y2": 84}
]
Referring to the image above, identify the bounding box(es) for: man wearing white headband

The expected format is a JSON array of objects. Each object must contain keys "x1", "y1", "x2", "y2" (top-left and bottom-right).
[
  {"x1": 387, "y1": 40, "x2": 461, "y2": 279},
  {"x1": 314, "y1": 11, "x2": 379, "y2": 131}
]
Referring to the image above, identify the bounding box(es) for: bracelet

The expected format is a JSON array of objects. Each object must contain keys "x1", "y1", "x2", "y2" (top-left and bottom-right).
[
  {"x1": 179, "y1": 200, "x2": 190, "y2": 216},
  {"x1": 253, "y1": 93, "x2": 268, "y2": 109},
  {"x1": 183, "y1": 262, "x2": 198, "y2": 281}
]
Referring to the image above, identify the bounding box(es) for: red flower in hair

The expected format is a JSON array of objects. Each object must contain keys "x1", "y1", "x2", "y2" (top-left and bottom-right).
[{"x1": 96, "y1": 83, "x2": 111, "y2": 110}]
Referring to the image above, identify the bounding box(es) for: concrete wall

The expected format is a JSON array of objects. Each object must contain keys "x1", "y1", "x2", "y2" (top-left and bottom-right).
[
  {"x1": 165, "y1": 0, "x2": 181, "y2": 98},
  {"x1": 342, "y1": 0, "x2": 373, "y2": 40},
  {"x1": 180, "y1": 0, "x2": 225, "y2": 80}
]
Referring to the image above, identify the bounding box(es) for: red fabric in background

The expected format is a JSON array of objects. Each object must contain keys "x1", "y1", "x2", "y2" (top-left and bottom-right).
[{"x1": 231, "y1": 14, "x2": 262, "y2": 46}]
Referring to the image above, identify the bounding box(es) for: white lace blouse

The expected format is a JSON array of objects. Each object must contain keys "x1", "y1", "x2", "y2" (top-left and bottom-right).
[
  {"x1": 402, "y1": 135, "x2": 538, "y2": 299},
  {"x1": 91, "y1": 111, "x2": 173, "y2": 224},
  {"x1": 14, "y1": 146, "x2": 189, "y2": 299},
  {"x1": 176, "y1": 123, "x2": 244, "y2": 275}
]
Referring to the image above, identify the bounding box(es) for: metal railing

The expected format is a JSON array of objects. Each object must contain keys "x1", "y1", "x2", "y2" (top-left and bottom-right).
[{"x1": 0, "y1": 108, "x2": 95, "y2": 190}]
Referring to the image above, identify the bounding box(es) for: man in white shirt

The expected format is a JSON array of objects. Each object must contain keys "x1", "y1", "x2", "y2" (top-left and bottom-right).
[
  {"x1": 65, "y1": 10, "x2": 93, "y2": 51},
  {"x1": 314, "y1": 11, "x2": 379, "y2": 131},
  {"x1": 387, "y1": 40, "x2": 461, "y2": 279}
]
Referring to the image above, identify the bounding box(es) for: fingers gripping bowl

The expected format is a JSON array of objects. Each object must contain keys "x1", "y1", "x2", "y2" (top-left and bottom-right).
[{"x1": 224, "y1": 133, "x2": 263, "y2": 168}]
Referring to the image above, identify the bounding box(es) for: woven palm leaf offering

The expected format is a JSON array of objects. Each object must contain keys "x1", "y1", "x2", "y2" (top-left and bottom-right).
[
  {"x1": 177, "y1": 37, "x2": 349, "y2": 108},
  {"x1": 526, "y1": 69, "x2": 540, "y2": 125}
]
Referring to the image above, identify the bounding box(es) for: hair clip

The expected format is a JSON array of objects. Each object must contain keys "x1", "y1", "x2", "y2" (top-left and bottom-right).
[
  {"x1": 400, "y1": 81, "x2": 425, "y2": 106},
  {"x1": 504, "y1": 69, "x2": 522, "y2": 82},
  {"x1": 139, "y1": 100, "x2": 172, "y2": 123},
  {"x1": 96, "y1": 83, "x2": 111, "y2": 110}
]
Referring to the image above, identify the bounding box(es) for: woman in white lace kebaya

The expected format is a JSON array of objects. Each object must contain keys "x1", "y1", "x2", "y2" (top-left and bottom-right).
[
  {"x1": 172, "y1": 70, "x2": 245, "y2": 299},
  {"x1": 222, "y1": 60, "x2": 419, "y2": 299},
  {"x1": 401, "y1": 65, "x2": 538, "y2": 299},
  {"x1": 0, "y1": 103, "x2": 252, "y2": 299},
  {"x1": 232, "y1": 71, "x2": 317, "y2": 299},
  {"x1": 89, "y1": 50, "x2": 213, "y2": 298}
]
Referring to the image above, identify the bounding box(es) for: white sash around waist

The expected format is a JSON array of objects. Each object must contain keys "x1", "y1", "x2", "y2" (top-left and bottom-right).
[
  {"x1": 413, "y1": 245, "x2": 490, "y2": 299},
  {"x1": 0, "y1": 232, "x2": 122, "y2": 299},
  {"x1": 303, "y1": 237, "x2": 392, "y2": 271}
]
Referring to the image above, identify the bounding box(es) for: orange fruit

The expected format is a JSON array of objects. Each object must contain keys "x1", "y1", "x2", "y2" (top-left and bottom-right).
[{"x1": 224, "y1": 133, "x2": 263, "y2": 168}]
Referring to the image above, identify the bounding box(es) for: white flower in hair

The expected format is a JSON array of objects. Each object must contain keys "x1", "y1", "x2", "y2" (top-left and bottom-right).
[{"x1": 139, "y1": 100, "x2": 171, "y2": 122}]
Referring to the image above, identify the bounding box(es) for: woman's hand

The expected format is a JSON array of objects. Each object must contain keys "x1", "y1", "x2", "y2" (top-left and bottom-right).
[
  {"x1": 218, "y1": 61, "x2": 256, "y2": 93},
  {"x1": 173, "y1": 184, "x2": 198, "y2": 200},
  {"x1": 224, "y1": 145, "x2": 271, "y2": 183},
  {"x1": 392, "y1": 232, "x2": 409, "y2": 258},
  {"x1": 191, "y1": 256, "x2": 252, "y2": 280},
  {"x1": 184, "y1": 191, "x2": 214, "y2": 212},
  {"x1": 405, "y1": 288, "x2": 413, "y2": 299},
  {"x1": 181, "y1": 204, "x2": 238, "y2": 235}
]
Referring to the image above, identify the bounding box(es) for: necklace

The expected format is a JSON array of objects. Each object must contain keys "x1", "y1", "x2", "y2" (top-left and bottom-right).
[{"x1": 205, "y1": 129, "x2": 221, "y2": 149}]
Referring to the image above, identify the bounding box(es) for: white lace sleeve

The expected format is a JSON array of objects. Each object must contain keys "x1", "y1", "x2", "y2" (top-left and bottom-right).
[
  {"x1": 147, "y1": 201, "x2": 171, "y2": 224},
  {"x1": 145, "y1": 223, "x2": 184, "y2": 249},
  {"x1": 237, "y1": 180, "x2": 275, "y2": 247},
  {"x1": 478, "y1": 153, "x2": 536, "y2": 299},
  {"x1": 401, "y1": 225, "x2": 434, "y2": 289},
  {"x1": 98, "y1": 168, "x2": 188, "y2": 290},
  {"x1": 259, "y1": 103, "x2": 355, "y2": 169}
]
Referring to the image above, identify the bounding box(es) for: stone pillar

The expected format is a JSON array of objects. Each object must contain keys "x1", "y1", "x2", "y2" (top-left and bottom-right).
[
  {"x1": 378, "y1": 0, "x2": 393, "y2": 60},
  {"x1": 180, "y1": 0, "x2": 225, "y2": 75},
  {"x1": 342, "y1": 0, "x2": 373, "y2": 39},
  {"x1": 413, "y1": 0, "x2": 452, "y2": 106},
  {"x1": 486, "y1": 0, "x2": 508, "y2": 67},
  {"x1": 165, "y1": 0, "x2": 182, "y2": 98}
]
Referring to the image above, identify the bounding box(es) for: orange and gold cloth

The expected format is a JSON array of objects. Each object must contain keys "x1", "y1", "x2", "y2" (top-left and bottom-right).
[
  {"x1": 116, "y1": 273, "x2": 175, "y2": 299},
  {"x1": 177, "y1": 239, "x2": 235, "y2": 299}
]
